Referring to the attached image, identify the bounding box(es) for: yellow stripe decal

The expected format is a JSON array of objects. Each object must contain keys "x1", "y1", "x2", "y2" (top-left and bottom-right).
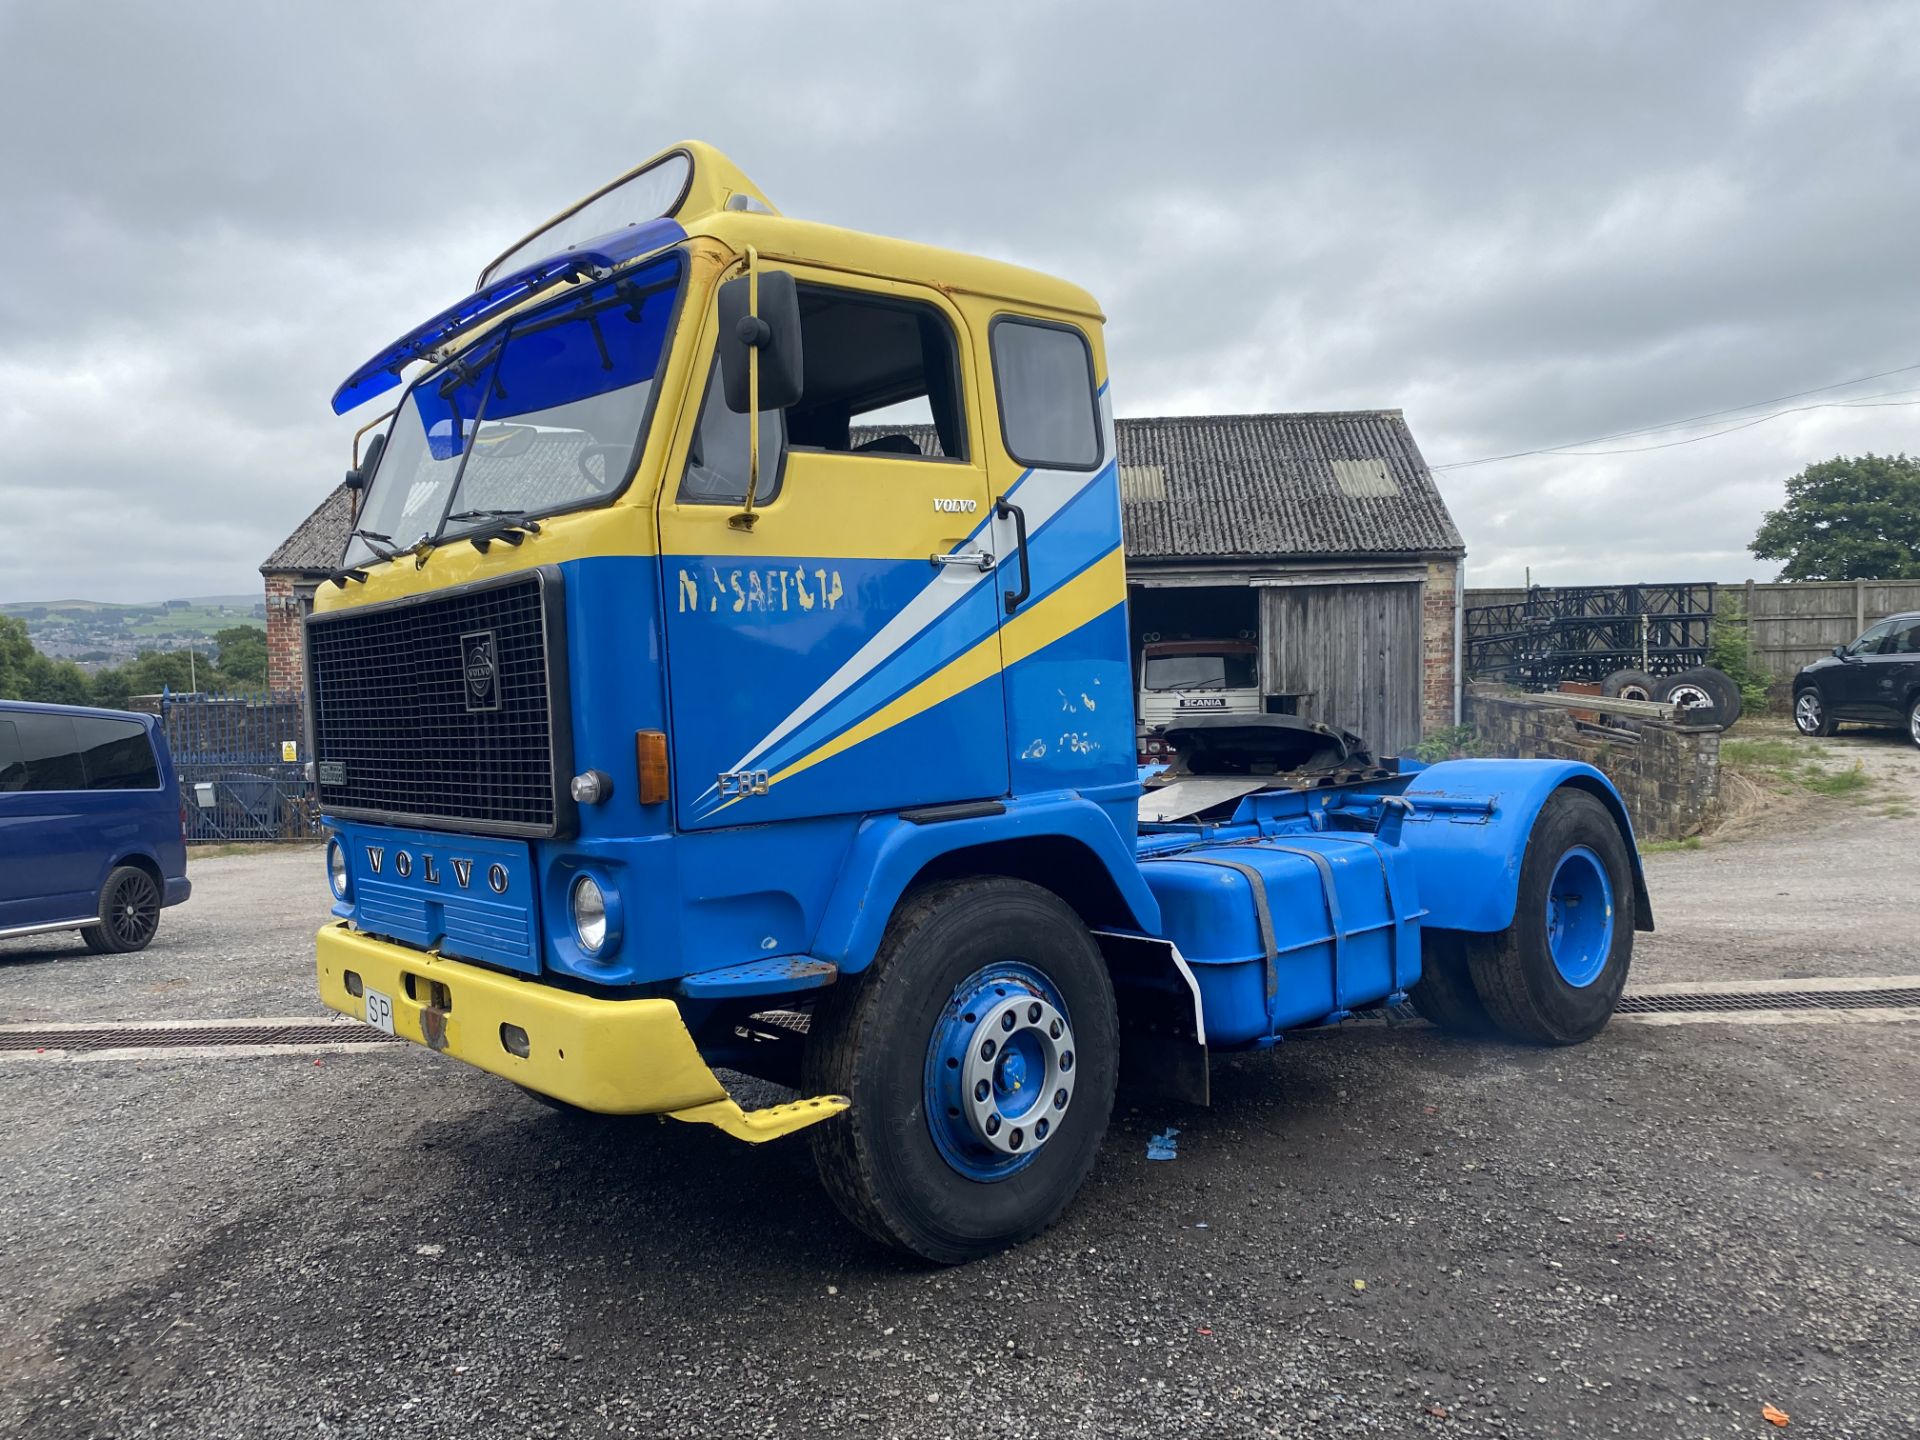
[{"x1": 763, "y1": 546, "x2": 1127, "y2": 792}]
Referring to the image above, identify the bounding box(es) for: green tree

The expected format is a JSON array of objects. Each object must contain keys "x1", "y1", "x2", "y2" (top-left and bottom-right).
[
  {"x1": 0, "y1": 615, "x2": 34, "y2": 699},
  {"x1": 1751, "y1": 453, "x2": 1920, "y2": 580},
  {"x1": 214, "y1": 625, "x2": 269, "y2": 686},
  {"x1": 24, "y1": 656, "x2": 94, "y2": 706}
]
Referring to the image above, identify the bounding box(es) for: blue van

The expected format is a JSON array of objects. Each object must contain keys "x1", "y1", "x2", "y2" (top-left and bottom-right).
[{"x1": 0, "y1": 700, "x2": 191, "y2": 952}]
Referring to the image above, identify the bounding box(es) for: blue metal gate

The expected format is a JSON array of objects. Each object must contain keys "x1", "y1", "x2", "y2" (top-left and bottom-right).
[{"x1": 160, "y1": 690, "x2": 320, "y2": 842}]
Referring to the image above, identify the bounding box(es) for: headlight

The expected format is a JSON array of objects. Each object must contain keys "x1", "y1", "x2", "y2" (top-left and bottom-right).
[
  {"x1": 326, "y1": 838, "x2": 350, "y2": 900},
  {"x1": 570, "y1": 874, "x2": 609, "y2": 954}
]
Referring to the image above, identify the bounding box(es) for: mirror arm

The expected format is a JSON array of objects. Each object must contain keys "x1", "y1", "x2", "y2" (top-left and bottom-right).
[{"x1": 729, "y1": 246, "x2": 763, "y2": 532}]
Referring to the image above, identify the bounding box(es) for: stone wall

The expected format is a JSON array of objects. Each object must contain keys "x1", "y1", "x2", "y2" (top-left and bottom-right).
[
  {"x1": 1422, "y1": 558, "x2": 1460, "y2": 733},
  {"x1": 1462, "y1": 687, "x2": 1719, "y2": 842}
]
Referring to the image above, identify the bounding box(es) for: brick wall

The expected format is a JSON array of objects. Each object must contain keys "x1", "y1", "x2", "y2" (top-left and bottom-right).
[
  {"x1": 263, "y1": 573, "x2": 309, "y2": 694},
  {"x1": 1422, "y1": 558, "x2": 1460, "y2": 733},
  {"x1": 1463, "y1": 687, "x2": 1719, "y2": 842}
]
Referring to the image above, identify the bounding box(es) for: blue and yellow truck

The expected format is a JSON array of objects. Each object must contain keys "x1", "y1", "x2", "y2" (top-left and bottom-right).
[{"x1": 312, "y1": 143, "x2": 1649, "y2": 1262}]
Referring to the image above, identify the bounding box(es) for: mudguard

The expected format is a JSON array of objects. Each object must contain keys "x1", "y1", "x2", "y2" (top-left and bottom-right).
[
  {"x1": 1396, "y1": 758, "x2": 1653, "y2": 934},
  {"x1": 810, "y1": 788, "x2": 1161, "y2": 973}
]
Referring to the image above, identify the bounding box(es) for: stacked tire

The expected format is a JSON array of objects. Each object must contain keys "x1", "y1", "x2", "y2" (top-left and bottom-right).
[{"x1": 1602, "y1": 666, "x2": 1742, "y2": 730}]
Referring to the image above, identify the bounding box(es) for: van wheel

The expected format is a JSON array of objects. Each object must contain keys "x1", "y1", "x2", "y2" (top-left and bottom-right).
[
  {"x1": 1466, "y1": 789, "x2": 1636, "y2": 1045},
  {"x1": 82, "y1": 866, "x2": 162, "y2": 954},
  {"x1": 1407, "y1": 929, "x2": 1494, "y2": 1035},
  {"x1": 803, "y1": 877, "x2": 1118, "y2": 1264}
]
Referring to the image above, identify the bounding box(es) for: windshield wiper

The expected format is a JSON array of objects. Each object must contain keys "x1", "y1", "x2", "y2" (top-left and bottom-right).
[
  {"x1": 444, "y1": 509, "x2": 544, "y2": 552},
  {"x1": 347, "y1": 527, "x2": 401, "y2": 563}
]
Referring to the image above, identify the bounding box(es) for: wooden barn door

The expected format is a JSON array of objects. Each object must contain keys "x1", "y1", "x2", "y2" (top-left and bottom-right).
[{"x1": 1261, "y1": 581, "x2": 1423, "y2": 757}]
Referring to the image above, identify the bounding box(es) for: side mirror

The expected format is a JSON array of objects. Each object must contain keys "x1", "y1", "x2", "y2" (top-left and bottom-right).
[
  {"x1": 345, "y1": 430, "x2": 387, "y2": 492},
  {"x1": 718, "y1": 269, "x2": 803, "y2": 413},
  {"x1": 1834, "y1": 643, "x2": 1850, "y2": 660}
]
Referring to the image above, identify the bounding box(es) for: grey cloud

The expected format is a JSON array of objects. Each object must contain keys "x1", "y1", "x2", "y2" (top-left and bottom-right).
[{"x1": 3, "y1": 0, "x2": 1918, "y2": 602}]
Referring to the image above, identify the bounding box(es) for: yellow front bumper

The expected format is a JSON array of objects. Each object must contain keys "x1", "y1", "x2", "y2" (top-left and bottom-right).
[{"x1": 315, "y1": 923, "x2": 846, "y2": 1142}]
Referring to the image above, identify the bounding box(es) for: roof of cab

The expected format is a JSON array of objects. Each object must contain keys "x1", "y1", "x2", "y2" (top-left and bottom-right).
[{"x1": 682, "y1": 208, "x2": 1104, "y2": 320}]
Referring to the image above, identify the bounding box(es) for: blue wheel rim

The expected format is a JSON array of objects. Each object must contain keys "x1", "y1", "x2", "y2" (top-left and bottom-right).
[
  {"x1": 1546, "y1": 845, "x2": 1614, "y2": 988},
  {"x1": 923, "y1": 962, "x2": 1077, "y2": 1182}
]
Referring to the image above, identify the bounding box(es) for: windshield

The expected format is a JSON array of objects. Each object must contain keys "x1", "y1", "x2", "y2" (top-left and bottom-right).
[
  {"x1": 345, "y1": 254, "x2": 683, "y2": 567},
  {"x1": 1143, "y1": 653, "x2": 1257, "y2": 691}
]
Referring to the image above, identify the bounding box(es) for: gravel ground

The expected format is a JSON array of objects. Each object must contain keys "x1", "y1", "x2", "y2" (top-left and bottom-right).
[{"x1": 2, "y1": 738, "x2": 1917, "y2": 1439}]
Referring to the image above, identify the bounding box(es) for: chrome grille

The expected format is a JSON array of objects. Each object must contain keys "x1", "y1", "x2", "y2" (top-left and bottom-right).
[{"x1": 306, "y1": 569, "x2": 573, "y2": 837}]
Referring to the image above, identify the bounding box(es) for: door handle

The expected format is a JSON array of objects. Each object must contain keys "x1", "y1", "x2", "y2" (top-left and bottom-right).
[
  {"x1": 995, "y1": 497, "x2": 1031, "y2": 614},
  {"x1": 930, "y1": 551, "x2": 994, "y2": 572}
]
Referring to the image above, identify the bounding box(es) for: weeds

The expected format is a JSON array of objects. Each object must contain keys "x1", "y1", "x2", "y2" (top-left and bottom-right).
[
  {"x1": 1410, "y1": 724, "x2": 1482, "y2": 763},
  {"x1": 1640, "y1": 836, "x2": 1704, "y2": 856},
  {"x1": 1721, "y1": 736, "x2": 1873, "y2": 802}
]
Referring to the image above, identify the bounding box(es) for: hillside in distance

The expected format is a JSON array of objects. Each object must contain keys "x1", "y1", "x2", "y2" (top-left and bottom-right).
[{"x1": 1, "y1": 594, "x2": 265, "y2": 665}]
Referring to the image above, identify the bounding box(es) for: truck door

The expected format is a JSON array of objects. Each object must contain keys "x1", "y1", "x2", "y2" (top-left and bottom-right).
[{"x1": 659, "y1": 271, "x2": 1006, "y2": 830}]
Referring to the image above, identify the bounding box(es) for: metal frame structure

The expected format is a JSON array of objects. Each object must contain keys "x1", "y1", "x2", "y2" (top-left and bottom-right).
[{"x1": 1465, "y1": 583, "x2": 1716, "y2": 690}]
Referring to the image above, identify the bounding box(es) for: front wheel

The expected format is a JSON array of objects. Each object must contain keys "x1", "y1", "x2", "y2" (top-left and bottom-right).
[
  {"x1": 803, "y1": 877, "x2": 1118, "y2": 1263},
  {"x1": 1794, "y1": 687, "x2": 1835, "y2": 737},
  {"x1": 81, "y1": 865, "x2": 162, "y2": 954},
  {"x1": 1466, "y1": 788, "x2": 1637, "y2": 1045},
  {"x1": 1907, "y1": 695, "x2": 1920, "y2": 750}
]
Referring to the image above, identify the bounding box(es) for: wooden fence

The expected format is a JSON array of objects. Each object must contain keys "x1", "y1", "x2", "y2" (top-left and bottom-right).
[{"x1": 1466, "y1": 580, "x2": 1920, "y2": 681}]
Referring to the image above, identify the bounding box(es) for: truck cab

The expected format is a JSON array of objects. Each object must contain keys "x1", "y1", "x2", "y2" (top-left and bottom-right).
[
  {"x1": 1136, "y1": 638, "x2": 1262, "y2": 761},
  {"x1": 313, "y1": 143, "x2": 1650, "y2": 1262}
]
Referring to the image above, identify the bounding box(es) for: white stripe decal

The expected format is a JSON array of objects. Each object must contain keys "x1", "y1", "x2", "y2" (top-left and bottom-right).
[{"x1": 705, "y1": 388, "x2": 1119, "y2": 790}]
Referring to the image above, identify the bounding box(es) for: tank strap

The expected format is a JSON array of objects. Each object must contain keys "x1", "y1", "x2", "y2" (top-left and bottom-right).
[
  {"x1": 1181, "y1": 857, "x2": 1278, "y2": 1002},
  {"x1": 1261, "y1": 844, "x2": 1347, "y2": 1015}
]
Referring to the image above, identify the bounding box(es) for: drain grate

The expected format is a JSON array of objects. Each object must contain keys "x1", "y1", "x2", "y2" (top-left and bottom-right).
[
  {"x1": 0, "y1": 1022, "x2": 401, "y2": 1053},
  {"x1": 1615, "y1": 986, "x2": 1920, "y2": 1015}
]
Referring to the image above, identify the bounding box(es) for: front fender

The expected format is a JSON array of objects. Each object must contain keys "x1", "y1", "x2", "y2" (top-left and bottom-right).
[
  {"x1": 1398, "y1": 758, "x2": 1653, "y2": 934},
  {"x1": 810, "y1": 790, "x2": 1161, "y2": 973}
]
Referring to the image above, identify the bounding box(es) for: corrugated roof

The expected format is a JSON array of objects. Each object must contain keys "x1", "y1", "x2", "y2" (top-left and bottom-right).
[{"x1": 265, "y1": 409, "x2": 1463, "y2": 576}]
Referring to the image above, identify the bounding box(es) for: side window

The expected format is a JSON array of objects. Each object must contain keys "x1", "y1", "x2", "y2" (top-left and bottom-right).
[
  {"x1": 678, "y1": 358, "x2": 786, "y2": 505},
  {"x1": 1889, "y1": 618, "x2": 1920, "y2": 655},
  {"x1": 9, "y1": 712, "x2": 84, "y2": 792},
  {"x1": 1849, "y1": 621, "x2": 1894, "y2": 656},
  {"x1": 0, "y1": 720, "x2": 24, "y2": 792},
  {"x1": 73, "y1": 716, "x2": 160, "y2": 790},
  {"x1": 678, "y1": 282, "x2": 968, "y2": 504},
  {"x1": 990, "y1": 317, "x2": 1101, "y2": 471}
]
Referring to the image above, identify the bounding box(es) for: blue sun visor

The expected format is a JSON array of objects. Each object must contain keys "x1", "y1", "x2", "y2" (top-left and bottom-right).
[{"x1": 330, "y1": 216, "x2": 686, "y2": 414}]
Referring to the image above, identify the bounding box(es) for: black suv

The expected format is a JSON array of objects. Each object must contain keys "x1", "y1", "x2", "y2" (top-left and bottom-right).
[{"x1": 1792, "y1": 611, "x2": 1920, "y2": 747}]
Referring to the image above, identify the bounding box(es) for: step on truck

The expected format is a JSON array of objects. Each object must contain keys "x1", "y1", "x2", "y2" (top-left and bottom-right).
[{"x1": 312, "y1": 142, "x2": 1651, "y2": 1263}]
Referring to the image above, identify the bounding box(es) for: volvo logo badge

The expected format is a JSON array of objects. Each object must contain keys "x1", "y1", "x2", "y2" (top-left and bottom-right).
[
  {"x1": 487, "y1": 863, "x2": 509, "y2": 894},
  {"x1": 452, "y1": 858, "x2": 474, "y2": 889},
  {"x1": 462, "y1": 629, "x2": 501, "y2": 712},
  {"x1": 365, "y1": 845, "x2": 384, "y2": 875}
]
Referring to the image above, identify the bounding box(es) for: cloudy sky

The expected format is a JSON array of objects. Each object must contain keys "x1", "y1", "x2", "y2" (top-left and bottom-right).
[{"x1": 4, "y1": 0, "x2": 1919, "y2": 602}]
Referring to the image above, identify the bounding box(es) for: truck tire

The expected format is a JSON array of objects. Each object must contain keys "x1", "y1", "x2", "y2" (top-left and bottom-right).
[
  {"x1": 1657, "y1": 669, "x2": 1737, "y2": 728},
  {"x1": 1466, "y1": 788, "x2": 1636, "y2": 1046},
  {"x1": 1407, "y1": 929, "x2": 1494, "y2": 1036},
  {"x1": 803, "y1": 876, "x2": 1118, "y2": 1264},
  {"x1": 1600, "y1": 669, "x2": 1657, "y2": 702},
  {"x1": 80, "y1": 865, "x2": 163, "y2": 954}
]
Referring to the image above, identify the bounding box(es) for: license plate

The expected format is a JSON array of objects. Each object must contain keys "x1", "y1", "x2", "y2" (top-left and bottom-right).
[{"x1": 364, "y1": 988, "x2": 395, "y2": 1035}]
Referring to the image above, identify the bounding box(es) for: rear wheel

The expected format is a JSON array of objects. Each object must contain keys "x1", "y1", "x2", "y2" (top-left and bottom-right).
[
  {"x1": 1407, "y1": 929, "x2": 1494, "y2": 1036},
  {"x1": 1466, "y1": 788, "x2": 1636, "y2": 1046},
  {"x1": 81, "y1": 865, "x2": 162, "y2": 954},
  {"x1": 1794, "y1": 687, "x2": 1835, "y2": 737},
  {"x1": 803, "y1": 877, "x2": 1118, "y2": 1264}
]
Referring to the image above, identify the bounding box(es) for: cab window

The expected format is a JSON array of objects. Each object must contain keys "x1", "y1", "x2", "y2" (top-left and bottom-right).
[
  {"x1": 990, "y1": 316, "x2": 1101, "y2": 471},
  {"x1": 679, "y1": 282, "x2": 966, "y2": 504}
]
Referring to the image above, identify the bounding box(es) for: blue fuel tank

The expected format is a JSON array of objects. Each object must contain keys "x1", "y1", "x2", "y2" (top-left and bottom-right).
[{"x1": 1139, "y1": 834, "x2": 1426, "y2": 1046}]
